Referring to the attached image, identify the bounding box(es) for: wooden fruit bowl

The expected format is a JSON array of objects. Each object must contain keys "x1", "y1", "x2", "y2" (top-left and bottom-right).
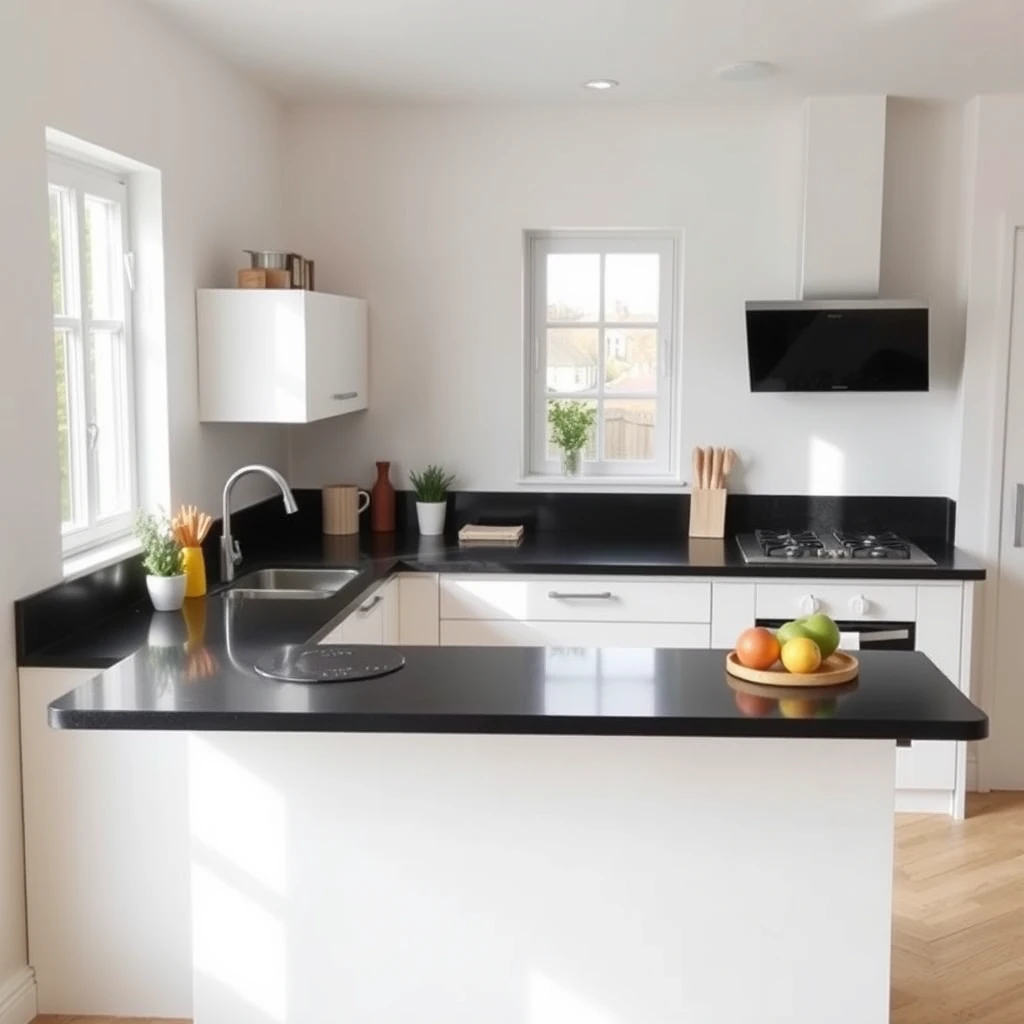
[{"x1": 725, "y1": 650, "x2": 859, "y2": 688}]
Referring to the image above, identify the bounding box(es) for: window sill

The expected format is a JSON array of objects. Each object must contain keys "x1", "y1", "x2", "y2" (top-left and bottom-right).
[
  {"x1": 63, "y1": 535, "x2": 141, "y2": 580},
  {"x1": 518, "y1": 474, "x2": 688, "y2": 492}
]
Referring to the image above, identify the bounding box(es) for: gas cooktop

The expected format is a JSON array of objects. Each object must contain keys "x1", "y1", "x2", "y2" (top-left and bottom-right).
[{"x1": 736, "y1": 529, "x2": 936, "y2": 566}]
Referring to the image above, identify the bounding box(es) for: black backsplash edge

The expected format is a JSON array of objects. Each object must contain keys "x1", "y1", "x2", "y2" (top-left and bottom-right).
[{"x1": 15, "y1": 489, "x2": 957, "y2": 664}]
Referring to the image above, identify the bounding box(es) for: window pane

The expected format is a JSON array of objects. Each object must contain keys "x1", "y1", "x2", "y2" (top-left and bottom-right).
[
  {"x1": 89, "y1": 329, "x2": 132, "y2": 519},
  {"x1": 54, "y1": 330, "x2": 74, "y2": 526},
  {"x1": 49, "y1": 185, "x2": 73, "y2": 316},
  {"x1": 547, "y1": 253, "x2": 599, "y2": 322},
  {"x1": 605, "y1": 328, "x2": 659, "y2": 390},
  {"x1": 603, "y1": 399, "x2": 656, "y2": 461},
  {"x1": 546, "y1": 328, "x2": 598, "y2": 393},
  {"x1": 546, "y1": 400, "x2": 597, "y2": 461},
  {"x1": 84, "y1": 194, "x2": 124, "y2": 320},
  {"x1": 604, "y1": 253, "x2": 660, "y2": 322}
]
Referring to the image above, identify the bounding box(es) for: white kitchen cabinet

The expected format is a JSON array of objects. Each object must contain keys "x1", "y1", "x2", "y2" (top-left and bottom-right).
[
  {"x1": 398, "y1": 573, "x2": 440, "y2": 645},
  {"x1": 321, "y1": 580, "x2": 397, "y2": 645},
  {"x1": 755, "y1": 582, "x2": 917, "y2": 622},
  {"x1": 711, "y1": 582, "x2": 756, "y2": 648},
  {"x1": 197, "y1": 289, "x2": 368, "y2": 423},
  {"x1": 441, "y1": 619, "x2": 711, "y2": 648},
  {"x1": 440, "y1": 575, "x2": 711, "y2": 624},
  {"x1": 19, "y1": 667, "x2": 191, "y2": 1018}
]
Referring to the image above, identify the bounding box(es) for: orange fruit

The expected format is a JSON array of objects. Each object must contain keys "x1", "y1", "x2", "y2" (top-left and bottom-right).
[
  {"x1": 735, "y1": 691, "x2": 776, "y2": 717},
  {"x1": 780, "y1": 637, "x2": 822, "y2": 674},
  {"x1": 735, "y1": 627, "x2": 781, "y2": 670}
]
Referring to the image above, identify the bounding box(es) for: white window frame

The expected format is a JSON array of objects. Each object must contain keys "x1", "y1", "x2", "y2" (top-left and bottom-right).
[
  {"x1": 524, "y1": 230, "x2": 681, "y2": 482},
  {"x1": 49, "y1": 154, "x2": 138, "y2": 554}
]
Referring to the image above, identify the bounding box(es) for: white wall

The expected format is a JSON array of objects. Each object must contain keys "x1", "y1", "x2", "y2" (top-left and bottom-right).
[
  {"x1": 0, "y1": 2, "x2": 55, "y2": 1002},
  {"x1": 284, "y1": 102, "x2": 964, "y2": 496},
  {"x1": 801, "y1": 95, "x2": 887, "y2": 299},
  {"x1": 1, "y1": 0, "x2": 289, "y2": 1009},
  {"x1": 40, "y1": 0, "x2": 290, "y2": 515},
  {"x1": 957, "y1": 95, "x2": 1024, "y2": 557}
]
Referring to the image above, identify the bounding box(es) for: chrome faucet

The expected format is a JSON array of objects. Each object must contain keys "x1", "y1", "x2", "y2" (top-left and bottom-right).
[{"x1": 221, "y1": 464, "x2": 299, "y2": 582}]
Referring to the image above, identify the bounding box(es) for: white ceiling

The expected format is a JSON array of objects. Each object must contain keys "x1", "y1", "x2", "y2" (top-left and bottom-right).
[{"x1": 141, "y1": 0, "x2": 1024, "y2": 103}]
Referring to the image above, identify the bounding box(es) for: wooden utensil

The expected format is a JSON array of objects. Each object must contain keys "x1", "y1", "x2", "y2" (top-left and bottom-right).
[
  {"x1": 722, "y1": 448, "x2": 737, "y2": 483},
  {"x1": 701, "y1": 447, "x2": 714, "y2": 488},
  {"x1": 692, "y1": 447, "x2": 704, "y2": 490},
  {"x1": 710, "y1": 448, "x2": 724, "y2": 490}
]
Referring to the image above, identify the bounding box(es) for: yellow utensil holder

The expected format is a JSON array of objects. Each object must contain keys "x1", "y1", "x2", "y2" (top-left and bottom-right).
[{"x1": 182, "y1": 546, "x2": 207, "y2": 598}]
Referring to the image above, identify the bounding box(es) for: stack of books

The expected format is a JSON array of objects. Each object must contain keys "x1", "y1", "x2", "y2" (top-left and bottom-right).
[{"x1": 457, "y1": 524, "x2": 525, "y2": 546}]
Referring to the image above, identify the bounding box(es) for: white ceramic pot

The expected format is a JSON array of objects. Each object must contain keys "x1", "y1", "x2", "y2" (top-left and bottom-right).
[
  {"x1": 146, "y1": 573, "x2": 187, "y2": 612},
  {"x1": 416, "y1": 501, "x2": 447, "y2": 536}
]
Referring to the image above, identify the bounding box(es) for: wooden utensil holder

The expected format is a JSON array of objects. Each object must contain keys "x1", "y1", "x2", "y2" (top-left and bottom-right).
[{"x1": 689, "y1": 488, "x2": 727, "y2": 538}]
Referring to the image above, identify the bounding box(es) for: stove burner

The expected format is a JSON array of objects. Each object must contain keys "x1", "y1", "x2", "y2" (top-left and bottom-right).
[
  {"x1": 754, "y1": 529, "x2": 824, "y2": 559},
  {"x1": 833, "y1": 530, "x2": 912, "y2": 560}
]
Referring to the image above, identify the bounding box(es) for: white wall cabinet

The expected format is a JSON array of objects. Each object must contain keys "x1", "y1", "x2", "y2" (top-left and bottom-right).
[
  {"x1": 19, "y1": 667, "x2": 191, "y2": 1018},
  {"x1": 197, "y1": 289, "x2": 368, "y2": 423}
]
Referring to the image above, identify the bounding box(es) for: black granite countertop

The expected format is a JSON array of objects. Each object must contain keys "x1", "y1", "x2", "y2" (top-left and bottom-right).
[{"x1": 47, "y1": 647, "x2": 987, "y2": 741}]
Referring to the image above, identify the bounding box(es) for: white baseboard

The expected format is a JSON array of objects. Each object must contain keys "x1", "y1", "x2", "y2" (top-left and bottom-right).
[
  {"x1": 895, "y1": 789, "x2": 954, "y2": 815},
  {"x1": 0, "y1": 968, "x2": 36, "y2": 1024}
]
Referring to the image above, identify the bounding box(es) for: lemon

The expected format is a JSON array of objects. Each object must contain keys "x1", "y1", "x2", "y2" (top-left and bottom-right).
[{"x1": 780, "y1": 636, "x2": 822, "y2": 674}]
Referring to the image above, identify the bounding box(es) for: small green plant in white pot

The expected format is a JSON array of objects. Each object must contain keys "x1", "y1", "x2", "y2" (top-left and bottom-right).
[
  {"x1": 135, "y1": 510, "x2": 186, "y2": 612},
  {"x1": 409, "y1": 465, "x2": 455, "y2": 536},
  {"x1": 548, "y1": 400, "x2": 596, "y2": 477}
]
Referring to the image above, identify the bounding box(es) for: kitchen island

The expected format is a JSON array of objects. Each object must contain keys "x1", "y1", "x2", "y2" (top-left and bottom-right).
[{"x1": 49, "y1": 646, "x2": 985, "y2": 1024}]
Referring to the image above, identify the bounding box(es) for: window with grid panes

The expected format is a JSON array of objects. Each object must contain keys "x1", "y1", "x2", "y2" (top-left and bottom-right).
[
  {"x1": 49, "y1": 155, "x2": 137, "y2": 553},
  {"x1": 525, "y1": 232, "x2": 679, "y2": 479}
]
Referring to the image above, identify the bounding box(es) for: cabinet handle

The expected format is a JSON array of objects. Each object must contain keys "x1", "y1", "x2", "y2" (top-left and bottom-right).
[
  {"x1": 333, "y1": 391, "x2": 359, "y2": 401},
  {"x1": 547, "y1": 591, "x2": 614, "y2": 600},
  {"x1": 359, "y1": 595, "x2": 383, "y2": 614},
  {"x1": 1015, "y1": 484, "x2": 1024, "y2": 547}
]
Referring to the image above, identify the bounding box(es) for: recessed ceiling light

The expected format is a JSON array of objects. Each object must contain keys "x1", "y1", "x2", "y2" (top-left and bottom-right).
[
  {"x1": 583, "y1": 78, "x2": 619, "y2": 91},
  {"x1": 716, "y1": 61, "x2": 778, "y2": 82}
]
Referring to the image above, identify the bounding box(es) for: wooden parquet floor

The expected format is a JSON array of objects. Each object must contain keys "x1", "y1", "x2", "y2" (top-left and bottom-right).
[
  {"x1": 30, "y1": 794, "x2": 1024, "y2": 1024},
  {"x1": 892, "y1": 793, "x2": 1024, "y2": 1023}
]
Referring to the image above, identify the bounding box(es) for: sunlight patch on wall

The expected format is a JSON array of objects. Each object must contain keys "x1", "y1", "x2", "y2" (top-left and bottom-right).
[{"x1": 809, "y1": 436, "x2": 845, "y2": 495}]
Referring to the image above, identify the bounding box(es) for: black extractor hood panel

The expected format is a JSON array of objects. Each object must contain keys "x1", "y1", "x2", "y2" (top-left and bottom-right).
[{"x1": 746, "y1": 300, "x2": 929, "y2": 392}]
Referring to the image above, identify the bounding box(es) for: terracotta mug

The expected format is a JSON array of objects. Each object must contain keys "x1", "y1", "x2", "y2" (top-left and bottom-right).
[{"x1": 322, "y1": 484, "x2": 371, "y2": 536}]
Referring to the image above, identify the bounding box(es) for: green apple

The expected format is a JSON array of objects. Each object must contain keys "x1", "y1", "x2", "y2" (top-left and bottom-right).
[
  {"x1": 775, "y1": 620, "x2": 813, "y2": 646},
  {"x1": 799, "y1": 613, "x2": 841, "y2": 659}
]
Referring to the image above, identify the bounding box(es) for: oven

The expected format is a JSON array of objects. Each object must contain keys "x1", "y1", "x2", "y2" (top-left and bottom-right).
[{"x1": 756, "y1": 619, "x2": 916, "y2": 651}]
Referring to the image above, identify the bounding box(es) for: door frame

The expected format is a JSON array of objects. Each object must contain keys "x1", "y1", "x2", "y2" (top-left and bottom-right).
[{"x1": 976, "y1": 215, "x2": 1024, "y2": 791}]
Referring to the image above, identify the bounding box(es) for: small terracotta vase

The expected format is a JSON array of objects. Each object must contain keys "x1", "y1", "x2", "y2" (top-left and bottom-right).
[{"x1": 370, "y1": 461, "x2": 396, "y2": 532}]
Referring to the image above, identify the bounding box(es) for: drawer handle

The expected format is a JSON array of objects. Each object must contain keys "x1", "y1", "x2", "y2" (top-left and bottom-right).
[
  {"x1": 359, "y1": 594, "x2": 383, "y2": 614},
  {"x1": 547, "y1": 591, "x2": 614, "y2": 600},
  {"x1": 333, "y1": 391, "x2": 359, "y2": 401}
]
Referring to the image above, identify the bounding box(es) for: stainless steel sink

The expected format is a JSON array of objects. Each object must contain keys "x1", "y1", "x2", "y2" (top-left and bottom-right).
[{"x1": 227, "y1": 567, "x2": 360, "y2": 600}]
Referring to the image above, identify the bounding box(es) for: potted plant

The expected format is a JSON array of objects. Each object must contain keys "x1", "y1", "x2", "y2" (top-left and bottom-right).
[
  {"x1": 548, "y1": 400, "x2": 597, "y2": 477},
  {"x1": 135, "y1": 510, "x2": 186, "y2": 612},
  {"x1": 409, "y1": 465, "x2": 456, "y2": 536}
]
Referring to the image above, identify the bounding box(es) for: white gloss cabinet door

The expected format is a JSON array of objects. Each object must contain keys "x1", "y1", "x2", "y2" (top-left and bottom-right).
[
  {"x1": 399, "y1": 574, "x2": 440, "y2": 645},
  {"x1": 898, "y1": 584, "x2": 964, "y2": 794},
  {"x1": 440, "y1": 620, "x2": 710, "y2": 648},
  {"x1": 196, "y1": 289, "x2": 368, "y2": 424},
  {"x1": 19, "y1": 667, "x2": 191, "y2": 1017},
  {"x1": 304, "y1": 292, "x2": 368, "y2": 420},
  {"x1": 322, "y1": 591, "x2": 386, "y2": 645}
]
